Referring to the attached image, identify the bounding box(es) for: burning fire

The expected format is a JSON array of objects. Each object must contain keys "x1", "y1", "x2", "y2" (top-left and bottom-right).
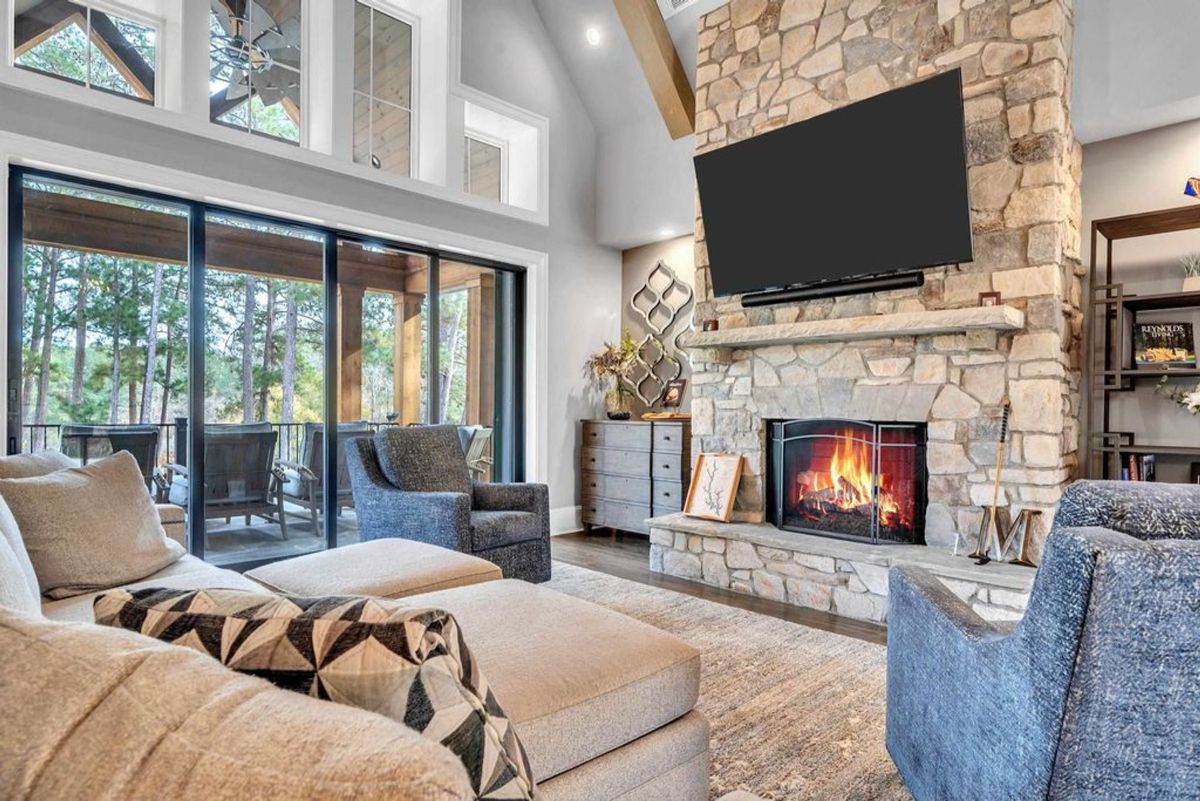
[{"x1": 791, "y1": 430, "x2": 910, "y2": 529}]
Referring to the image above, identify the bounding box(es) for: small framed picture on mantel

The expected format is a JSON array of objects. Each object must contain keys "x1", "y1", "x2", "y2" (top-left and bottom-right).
[{"x1": 683, "y1": 452, "x2": 744, "y2": 522}]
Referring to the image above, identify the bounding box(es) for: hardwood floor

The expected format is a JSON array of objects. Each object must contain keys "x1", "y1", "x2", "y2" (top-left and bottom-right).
[{"x1": 551, "y1": 530, "x2": 888, "y2": 646}]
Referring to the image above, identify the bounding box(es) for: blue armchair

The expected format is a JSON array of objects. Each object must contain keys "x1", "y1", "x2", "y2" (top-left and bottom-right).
[
  {"x1": 345, "y1": 424, "x2": 550, "y2": 582},
  {"x1": 886, "y1": 481, "x2": 1200, "y2": 801}
]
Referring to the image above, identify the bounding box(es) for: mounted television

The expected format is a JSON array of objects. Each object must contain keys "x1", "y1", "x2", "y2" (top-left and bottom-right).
[{"x1": 694, "y1": 69, "x2": 973, "y2": 300}]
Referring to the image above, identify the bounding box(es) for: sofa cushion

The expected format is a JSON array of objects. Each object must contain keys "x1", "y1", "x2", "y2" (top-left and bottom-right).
[
  {"x1": 470, "y1": 510, "x2": 541, "y2": 550},
  {"x1": 0, "y1": 448, "x2": 74, "y2": 479},
  {"x1": 374, "y1": 425, "x2": 472, "y2": 495},
  {"x1": 0, "y1": 451, "x2": 184, "y2": 599},
  {"x1": 41, "y1": 554, "x2": 268, "y2": 622},
  {"x1": 407, "y1": 580, "x2": 702, "y2": 782},
  {"x1": 0, "y1": 606, "x2": 473, "y2": 801},
  {"x1": 246, "y1": 539, "x2": 502, "y2": 598},
  {"x1": 0, "y1": 493, "x2": 38, "y2": 612},
  {"x1": 96, "y1": 588, "x2": 537, "y2": 800}
]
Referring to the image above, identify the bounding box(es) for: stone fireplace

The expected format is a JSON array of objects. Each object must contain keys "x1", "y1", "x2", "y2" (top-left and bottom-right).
[
  {"x1": 646, "y1": 0, "x2": 1080, "y2": 623},
  {"x1": 767, "y1": 419, "x2": 927, "y2": 544}
]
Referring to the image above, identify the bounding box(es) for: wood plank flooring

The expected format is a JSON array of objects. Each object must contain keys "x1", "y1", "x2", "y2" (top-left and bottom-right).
[{"x1": 551, "y1": 531, "x2": 888, "y2": 646}]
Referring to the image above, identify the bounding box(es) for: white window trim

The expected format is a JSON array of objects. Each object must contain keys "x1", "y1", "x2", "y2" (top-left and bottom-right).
[
  {"x1": 0, "y1": 129, "x2": 550, "y2": 487},
  {"x1": 464, "y1": 128, "x2": 507, "y2": 204},
  {"x1": 0, "y1": 0, "x2": 550, "y2": 226},
  {"x1": 353, "y1": 0, "x2": 420, "y2": 179},
  {"x1": 9, "y1": 0, "x2": 166, "y2": 109}
]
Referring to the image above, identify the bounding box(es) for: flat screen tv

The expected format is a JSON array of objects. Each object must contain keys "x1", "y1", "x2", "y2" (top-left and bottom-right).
[{"x1": 694, "y1": 69, "x2": 973, "y2": 299}]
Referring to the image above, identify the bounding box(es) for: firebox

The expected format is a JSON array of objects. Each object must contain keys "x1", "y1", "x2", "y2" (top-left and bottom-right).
[{"x1": 767, "y1": 419, "x2": 927, "y2": 545}]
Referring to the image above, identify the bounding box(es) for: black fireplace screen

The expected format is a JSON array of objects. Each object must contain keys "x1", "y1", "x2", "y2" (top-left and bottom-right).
[{"x1": 767, "y1": 419, "x2": 927, "y2": 545}]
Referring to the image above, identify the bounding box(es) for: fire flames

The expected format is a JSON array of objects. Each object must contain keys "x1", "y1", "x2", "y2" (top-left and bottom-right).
[{"x1": 791, "y1": 430, "x2": 910, "y2": 529}]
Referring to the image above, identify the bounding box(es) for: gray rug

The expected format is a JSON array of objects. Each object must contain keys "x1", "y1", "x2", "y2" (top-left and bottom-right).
[{"x1": 545, "y1": 562, "x2": 911, "y2": 801}]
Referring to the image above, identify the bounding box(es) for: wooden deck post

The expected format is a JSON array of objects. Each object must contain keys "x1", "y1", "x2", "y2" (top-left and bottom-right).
[
  {"x1": 338, "y1": 285, "x2": 364, "y2": 421},
  {"x1": 465, "y1": 273, "x2": 496, "y2": 426},
  {"x1": 393, "y1": 292, "x2": 426, "y2": 424}
]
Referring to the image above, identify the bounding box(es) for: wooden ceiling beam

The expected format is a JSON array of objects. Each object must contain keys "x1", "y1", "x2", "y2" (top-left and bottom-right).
[{"x1": 613, "y1": 0, "x2": 695, "y2": 140}]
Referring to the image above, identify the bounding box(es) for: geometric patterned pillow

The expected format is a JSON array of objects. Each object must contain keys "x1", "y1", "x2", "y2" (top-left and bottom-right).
[{"x1": 94, "y1": 588, "x2": 537, "y2": 800}]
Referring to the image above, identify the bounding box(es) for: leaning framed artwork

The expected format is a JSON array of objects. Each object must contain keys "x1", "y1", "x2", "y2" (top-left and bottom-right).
[{"x1": 683, "y1": 452, "x2": 744, "y2": 522}]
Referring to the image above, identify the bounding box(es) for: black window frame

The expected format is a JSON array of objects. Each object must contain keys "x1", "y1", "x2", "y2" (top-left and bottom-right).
[{"x1": 7, "y1": 165, "x2": 526, "y2": 571}]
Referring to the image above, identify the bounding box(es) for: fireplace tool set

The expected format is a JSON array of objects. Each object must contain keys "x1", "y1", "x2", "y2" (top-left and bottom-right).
[{"x1": 961, "y1": 397, "x2": 1039, "y2": 567}]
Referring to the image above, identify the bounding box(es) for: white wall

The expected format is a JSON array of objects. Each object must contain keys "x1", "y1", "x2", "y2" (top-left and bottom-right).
[
  {"x1": 598, "y1": 120, "x2": 696, "y2": 249},
  {"x1": 0, "y1": 0, "x2": 621, "y2": 531},
  {"x1": 1082, "y1": 118, "x2": 1200, "y2": 481},
  {"x1": 440, "y1": 0, "x2": 626, "y2": 529}
]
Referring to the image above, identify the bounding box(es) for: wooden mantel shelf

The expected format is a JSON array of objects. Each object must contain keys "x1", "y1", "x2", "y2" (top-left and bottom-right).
[{"x1": 679, "y1": 305, "x2": 1025, "y2": 350}]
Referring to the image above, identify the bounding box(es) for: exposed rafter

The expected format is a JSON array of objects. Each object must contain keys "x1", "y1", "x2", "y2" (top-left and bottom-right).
[{"x1": 613, "y1": 0, "x2": 695, "y2": 140}]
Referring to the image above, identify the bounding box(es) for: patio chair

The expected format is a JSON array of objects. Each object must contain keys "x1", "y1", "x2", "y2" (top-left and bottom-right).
[
  {"x1": 165, "y1": 422, "x2": 288, "y2": 540},
  {"x1": 461, "y1": 426, "x2": 494, "y2": 481},
  {"x1": 59, "y1": 424, "x2": 164, "y2": 496},
  {"x1": 278, "y1": 421, "x2": 373, "y2": 528}
]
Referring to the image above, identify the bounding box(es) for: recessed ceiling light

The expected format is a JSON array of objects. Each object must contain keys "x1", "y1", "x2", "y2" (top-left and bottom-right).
[{"x1": 586, "y1": 27, "x2": 601, "y2": 46}]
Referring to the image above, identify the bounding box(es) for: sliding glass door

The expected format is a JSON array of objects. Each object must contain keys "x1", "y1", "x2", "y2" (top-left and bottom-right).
[{"x1": 8, "y1": 168, "x2": 525, "y2": 569}]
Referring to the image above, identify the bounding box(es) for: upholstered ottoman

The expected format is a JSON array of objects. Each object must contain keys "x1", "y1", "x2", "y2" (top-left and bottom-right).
[
  {"x1": 405, "y1": 579, "x2": 709, "y2": 800},
  {"x1": 245, "y1": 539, "x2": 502, "y2": 599}
]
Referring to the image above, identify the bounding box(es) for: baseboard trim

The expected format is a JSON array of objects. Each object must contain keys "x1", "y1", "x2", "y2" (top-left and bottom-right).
[{"x1": 550, "y1": 505, "x2": 582, "y2": 536}]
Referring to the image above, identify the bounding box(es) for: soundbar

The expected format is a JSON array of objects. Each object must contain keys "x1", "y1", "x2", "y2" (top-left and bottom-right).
[{"x1": 740, "y1": 271, "x2": 925, "y2": 308}]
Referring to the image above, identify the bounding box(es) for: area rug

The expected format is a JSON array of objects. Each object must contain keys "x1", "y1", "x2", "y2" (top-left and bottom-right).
[{"x1": 545, "y1": 562, "x2": 910, "y2": 801}]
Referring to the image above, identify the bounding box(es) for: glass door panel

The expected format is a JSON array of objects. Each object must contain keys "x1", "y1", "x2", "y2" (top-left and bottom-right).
[
  {"x1": 13, "y1": 174, "x2": 190, "y2": 532},
  {"x1": 335, "y1": 239, "x2": 430, "y2": 545},
  {"x1": 201, "y1": 212, "x2": 325, "y2": 565},
  {"x1": 438, "y1": 261, "x2": 518, "y2": 482}
]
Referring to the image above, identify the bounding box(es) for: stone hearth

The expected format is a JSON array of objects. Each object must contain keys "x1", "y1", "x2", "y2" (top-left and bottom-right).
[
  {"x1": 687, "y1": 0, "x2": 1083, "y2": 562},
  {"x1": 648, "y1": 513, "x2": 1033, "y2": 624}
]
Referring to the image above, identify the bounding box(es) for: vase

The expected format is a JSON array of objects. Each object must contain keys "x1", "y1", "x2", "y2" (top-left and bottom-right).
[
  {"x1": 605, "y1": 389, "x2": 632, "y2": 420},
  {"x1": 1184, "y1": 276, "x2": 1200, "y2": 293}
]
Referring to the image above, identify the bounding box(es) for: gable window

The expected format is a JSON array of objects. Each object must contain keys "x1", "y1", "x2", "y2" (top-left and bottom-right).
[
  {"x1": 464, "y1": 134, "x2": 504, "y2": 203},
  {"x1": 353, "y1": 1, "x2": 415, "y2": 177},
  {"x1": 209, "y1": 0, "x2": 303, "y2": 144},
  {"x1": 13, "y1": 1, "x2": 157, "y2": 104}
]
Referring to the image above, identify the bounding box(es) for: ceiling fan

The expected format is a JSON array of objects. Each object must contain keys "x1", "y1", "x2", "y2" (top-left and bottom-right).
[{"x1": 209, "y1": 0, "x2": 301, "y2": 109}]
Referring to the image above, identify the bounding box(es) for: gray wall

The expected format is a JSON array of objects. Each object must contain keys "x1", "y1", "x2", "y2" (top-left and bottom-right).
[
  {"x1": 0, "y1": 0, "x2": 622, "y2": 521},
  {"x1": 1082, "y1": 118, "x2": 1200, "y2": 482},
  {"x1": 459, "y1": 0, "x2": 623, "y2": 516}
]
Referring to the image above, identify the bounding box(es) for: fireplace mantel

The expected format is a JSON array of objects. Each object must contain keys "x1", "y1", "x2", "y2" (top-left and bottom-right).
[{"x1": 680, "y1": 305, "x2": 1025, "y2": 351}]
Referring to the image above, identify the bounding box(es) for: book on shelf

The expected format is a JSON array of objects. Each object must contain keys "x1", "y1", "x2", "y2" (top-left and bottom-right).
[
  {"x1": 1123, "y1": 454, "x2": 1157, "y2": 482},
  {"x1": 1133, "y1": 322, "x2": 1197, "y2": 369}
]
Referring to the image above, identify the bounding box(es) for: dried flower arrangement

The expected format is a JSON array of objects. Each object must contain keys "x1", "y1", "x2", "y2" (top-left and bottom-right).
[{"x1": 585, "y1": 328, "x2": 638, "y2": 419}]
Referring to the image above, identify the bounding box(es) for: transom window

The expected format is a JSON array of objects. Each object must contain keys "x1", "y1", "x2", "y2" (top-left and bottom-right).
[
  {"x1": 353, "y1": 1, "x2": 415, "y2": 177},
  {"x1": 209, "y1": 0, "x2": 303, "y2": 144},
  {"x1": 464, "y1": 134, "x2": 504, "y2": 203},
  {"x1": 12, "y1": 0, "x2": 157, "y2": 104}
]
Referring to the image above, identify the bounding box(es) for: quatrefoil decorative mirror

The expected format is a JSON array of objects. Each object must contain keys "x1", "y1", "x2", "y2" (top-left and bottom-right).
[{"x1": 626, "y1": 261, "x2": 692, "y2": 405}]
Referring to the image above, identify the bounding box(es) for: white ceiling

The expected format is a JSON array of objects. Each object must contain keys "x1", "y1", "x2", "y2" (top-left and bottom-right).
[{"x1": 1073, "y1": 0, "x2": 1200, "y2": 144}]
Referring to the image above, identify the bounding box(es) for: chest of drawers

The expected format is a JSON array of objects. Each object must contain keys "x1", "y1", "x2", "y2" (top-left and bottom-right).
[{"x1": 580, "y1": 419, "x2": 691, "y2": 535}]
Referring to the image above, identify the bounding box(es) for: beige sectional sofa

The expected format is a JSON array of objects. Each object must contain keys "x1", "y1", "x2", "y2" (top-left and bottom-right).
[{"x1": 4, "y1": 508, "x2": 710, "y2": 799}]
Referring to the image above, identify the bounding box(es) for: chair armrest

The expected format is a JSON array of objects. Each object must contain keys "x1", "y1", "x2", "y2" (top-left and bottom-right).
[
  {"x1": 164, "y1": 462, "x2": 187, "y2": 478},
  {"x1": 472, "y1": 482, "x2": 548, "y2": 515},
  {"x1": 155, "y1": 503, "x2": 187, "y2": 547},
  {"x1": 277, "y1": 460, "x2": 318, "y2": 481},
  {"x1": 1054, "y1": 480, "x2": 1200, "y2": 541}
]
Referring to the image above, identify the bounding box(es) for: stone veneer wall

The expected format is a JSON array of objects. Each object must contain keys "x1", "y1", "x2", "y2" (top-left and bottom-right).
[{"x1": 690, "y1": 0, "x2": 1083, "y2": 557}]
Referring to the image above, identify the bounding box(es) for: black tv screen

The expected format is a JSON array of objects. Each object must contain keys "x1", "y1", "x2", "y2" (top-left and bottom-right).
[{"x1": 694, "y1": 69, "x2": 973, "y2": 298}]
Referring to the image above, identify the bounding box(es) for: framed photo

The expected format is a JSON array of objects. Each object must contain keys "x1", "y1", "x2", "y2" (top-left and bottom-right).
[
  {"x1": 683, "y1": 452, "x2": 744, "y2": 522},
  {"x1": 978, "y1": 291, "x2": 1001, "y2": 307},
  {"x1": 662, "y1": 378, "x2": 687, "y2": 408}
]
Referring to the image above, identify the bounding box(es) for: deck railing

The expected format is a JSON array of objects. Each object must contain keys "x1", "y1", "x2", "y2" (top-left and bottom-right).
[{"x1": 20, "y1": 421, "x2": 400, "y2": 466}]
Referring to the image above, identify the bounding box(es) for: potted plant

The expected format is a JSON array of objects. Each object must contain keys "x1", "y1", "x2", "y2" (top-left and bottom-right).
[
  {"x1": 1181, "y1": 254, "x2": 1200, "y2": 292},
  {"x1": 585, "y1": 328, "x2": 638, "y2": 420}
]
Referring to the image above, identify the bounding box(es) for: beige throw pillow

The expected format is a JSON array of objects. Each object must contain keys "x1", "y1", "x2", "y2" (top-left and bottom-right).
[
  {"x1": 0, "y1": 452, "x2": 184, "y2": 599},
  {"x1": 0, "y1": 449, "x2": 75, "y2": 479}
]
